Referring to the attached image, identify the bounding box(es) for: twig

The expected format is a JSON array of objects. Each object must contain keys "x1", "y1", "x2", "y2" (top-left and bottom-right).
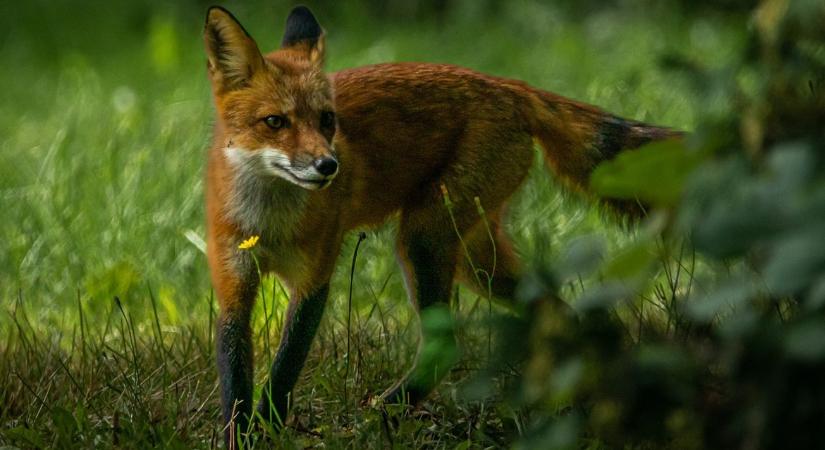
[{"x1": 344, "y1": 232, "x2": 367, "y2": 411}]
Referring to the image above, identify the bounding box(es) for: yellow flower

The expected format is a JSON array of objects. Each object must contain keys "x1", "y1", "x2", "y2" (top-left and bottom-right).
[{"x1": 238, "y1": 235, "x2": 260, "y2": 250}]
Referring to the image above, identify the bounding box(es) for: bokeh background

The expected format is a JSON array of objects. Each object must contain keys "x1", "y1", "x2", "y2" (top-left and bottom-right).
[
  {"x1": 2, "y1": 0, "x2": 823, "y2": 449},
  {"x1": 0, "y1": 0, "x2": 717, "y2": 325}
]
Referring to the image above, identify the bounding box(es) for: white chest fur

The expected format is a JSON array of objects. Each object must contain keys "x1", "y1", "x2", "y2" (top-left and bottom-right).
[
  {"x1": 224, "y1": 147, "x2": 326, "y2": 288},
  {"x1": 222, "y1": 147, "x2": 308, "y2": 239}
]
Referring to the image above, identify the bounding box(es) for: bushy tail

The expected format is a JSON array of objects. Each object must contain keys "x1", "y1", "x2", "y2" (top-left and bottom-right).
[{"x1": 520, "y1": 86, "x2": 681, "y2": 213}]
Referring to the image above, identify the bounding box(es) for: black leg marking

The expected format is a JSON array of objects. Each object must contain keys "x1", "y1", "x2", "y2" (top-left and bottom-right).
[
  {"x1": 257, "y1": 284, "x2": 330, "y2": 425},
  {"x1": 217, "y1": 309, "x2": 254, "y2": 448},
  {"x1": 385, "y1": 234, "x2": 459, "y2": 404},
  {"x1": 406, "y1": 234, "x2": 455, "y2": 310}
]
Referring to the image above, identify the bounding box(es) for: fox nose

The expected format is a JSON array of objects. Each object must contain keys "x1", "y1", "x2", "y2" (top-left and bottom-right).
[{"x1": 313, "y1": 157, "x2": 338, "y2": 176}]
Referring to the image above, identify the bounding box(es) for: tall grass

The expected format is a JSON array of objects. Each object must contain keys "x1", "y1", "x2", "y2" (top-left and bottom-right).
[{"x1": 0, "y1": 1, "x2": 744, "y2": 447}]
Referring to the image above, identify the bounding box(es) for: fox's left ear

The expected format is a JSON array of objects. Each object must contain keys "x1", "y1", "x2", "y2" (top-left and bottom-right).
[{"x1": 280, "y1": 5, "x2": 325, "y2": 65}]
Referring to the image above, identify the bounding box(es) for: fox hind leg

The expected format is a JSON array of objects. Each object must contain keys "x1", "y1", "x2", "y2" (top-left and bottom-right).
[
  {"x1": 458, "y1": 210, "x2": 575, "y2": 319},
  {"x1": 455, "y1": 211, "x2": 524, "y2": 305},
  {"x1": 383, "y1": 137, "x2": 535, "y2": 405},
  {"x1": 382, "y1": 201, "x2": 463, "y2": 405}
]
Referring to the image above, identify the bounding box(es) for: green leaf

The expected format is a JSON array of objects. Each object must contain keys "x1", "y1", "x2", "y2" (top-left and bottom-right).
[
  {"x1": 575, "y1": 281, "x2": 636, "y2": 312},
  {"x1": 601, "y1": 239, "x2": 656, "y2": 281},
  {"x1": 785, "y1": 321, "x2": 825, "y2": 361},
  {"x1": 687, "y1": 276, "x2": 756, "y2": 322},
  {"x1": 516, "y1": 414, "x2": 580, "y2": 450},
  {"x1": 51, "y1": 406, "x2": 78, "y2": 441},
  {"x1": 764, "y1": 227, "x2": 825, "y2": 295},
  {"x1": 454, "y1": 440, "x2": 472, "y2": 450},
  {"x1": 409, "y1": 306, "x2": 460, "y2": 392},
  {"x1": 558, "y1": 235, "x2": 606, "y2": 280},
  {"x1": 805, "y1": 275, "x2": 825, "y2": 311},
  {"x1": 550, "y1": 358, "x2": 584, "y2": 402},
  {"x1": 590, "y1": 139, "x2": 700, "y2": 205}
]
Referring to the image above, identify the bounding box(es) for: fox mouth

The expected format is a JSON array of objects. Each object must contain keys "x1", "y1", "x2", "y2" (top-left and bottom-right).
[{"x1": 271, "y1": 163, "x2": 334, "y2": 190}]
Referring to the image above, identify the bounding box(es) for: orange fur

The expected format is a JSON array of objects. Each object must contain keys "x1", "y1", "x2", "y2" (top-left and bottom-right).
[{"x1": 204, "y1": 6, "x2": 679, "y2": 447}]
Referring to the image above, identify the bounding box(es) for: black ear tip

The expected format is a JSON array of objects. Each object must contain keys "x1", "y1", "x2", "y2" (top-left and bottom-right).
[
  {"x1": 282, "y1": 5, "x2": 322, "y2": 46},
  {"x1": 287, "y1": 5, "x2": 318, "y2": 24}
]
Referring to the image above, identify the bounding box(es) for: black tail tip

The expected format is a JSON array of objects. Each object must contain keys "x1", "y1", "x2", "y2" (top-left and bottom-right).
[{"x1": 282, "y1": 5, "x2": 322, "y2": 46}]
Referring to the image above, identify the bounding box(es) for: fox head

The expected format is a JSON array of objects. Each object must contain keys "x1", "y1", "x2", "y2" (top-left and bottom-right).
[{"x1": 204, "y1": 6, "x2": 338, "y2": 190}]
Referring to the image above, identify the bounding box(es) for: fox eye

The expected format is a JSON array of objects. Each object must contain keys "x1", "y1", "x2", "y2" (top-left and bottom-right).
[
  {"x1": 320, "y1": 111, "x2": 335, "y2": 129},
  {"x1": 264, "y1": 115, "x2": 288, "y2": 130}
]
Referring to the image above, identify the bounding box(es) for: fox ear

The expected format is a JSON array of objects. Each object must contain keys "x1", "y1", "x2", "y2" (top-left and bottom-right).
[
  {"x1": 204, "y1": 6, "x2": 265, "y2": 91},
  {"x1": 280, "y1": 5, "x2": 325, "y2": 65}
]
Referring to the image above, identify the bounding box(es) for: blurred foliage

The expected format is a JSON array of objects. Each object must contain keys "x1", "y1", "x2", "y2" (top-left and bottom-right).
[{"x1": 482, "y1": 1, "x2": 825, "y2": 448}]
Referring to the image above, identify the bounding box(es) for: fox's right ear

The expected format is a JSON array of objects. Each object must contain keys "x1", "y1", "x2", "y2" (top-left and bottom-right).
[
  {"x1": 280, "y1": 6, "x2": 325, "y2": 65},
  {"x1": 204, "y1": 7, "x2": 265, "y2": 91}
]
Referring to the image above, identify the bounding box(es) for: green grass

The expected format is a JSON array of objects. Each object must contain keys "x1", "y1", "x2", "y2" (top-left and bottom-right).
[{"x1": 0, "y1": 1, "x2": 745, "y2": 448}]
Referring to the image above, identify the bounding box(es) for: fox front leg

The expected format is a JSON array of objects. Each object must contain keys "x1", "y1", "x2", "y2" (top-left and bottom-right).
[
  {"x1": 256, "y1": 284, "x2": 330, "y2": 426},
  {"x1": 214, "y1": 272, "x2": 258, "y2": 449}
]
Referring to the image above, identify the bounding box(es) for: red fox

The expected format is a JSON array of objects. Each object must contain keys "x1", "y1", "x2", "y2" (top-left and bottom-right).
[{"x1": 204, "y1": 5, "x2": 678, "y2": 447}]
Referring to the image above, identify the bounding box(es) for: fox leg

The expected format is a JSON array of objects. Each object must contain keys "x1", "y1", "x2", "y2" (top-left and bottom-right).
[
  {"x1": 213, "y1": 258, "x2": 258, "y2": 449},
  {"x1": 256, "y1": 283, "x2": 330, "y2": 426},
  {"x1": 256, "y1": 237, "x2": 341, "y2": 427},
  {"x1": 382, "y1": 202, "x2": 465, "y2": 405},
  {"x1": 458, "y1": 211, "x2": 574, "y2": 315},
  {"x1": 455, "y1": 212, "x2": 523, "y2": 304}
]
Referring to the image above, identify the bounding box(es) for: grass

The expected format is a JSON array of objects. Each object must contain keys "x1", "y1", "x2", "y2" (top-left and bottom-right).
[{"x1": 0, "y1": 1, "x2": 746, "y2": 448}]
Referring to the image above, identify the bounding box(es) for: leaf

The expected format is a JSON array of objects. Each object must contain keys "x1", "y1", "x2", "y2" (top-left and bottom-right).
[
  {"x1": 558, "y1": 235, "x2": 606, "y2": 280},
  {"x1": 516, "y1": 414, "x2": 580, "y2": 450},
  {"x1": 183, "y1": 229, "x2": 207, "y2": 255},
  {"x1": 590, "y1": 139, "x2": 700, "y2": 205},
  {"x1": 51, "y1": 406, "x2": 77, "y2": 439},
  {"x1": 575, "y1": 281, "x2": 636, "y2": 312},
  {"x1": 550, "y1": 358, "x2": 584, "y2": 401},
  {"x1": 764, "y1": 227, "x2": 825, "y2": 295},
  {"x1": 805, "y1": 275, "x2": 825, "y2": 311},
  {"x1": 687, "y1": 275, "x2": 757, "y2": 322},
  {"x1": 767, "y1": 143, "x2": 815, "y2": 192},
  {"x1": 684, "y1": 155, "x2": 787, "y2": 258},
  {"x1": 785, "y1": 321, "x2": 825, "y2": 361},
  {"x1": 601, "y1": 238, "x2": 656, "y2": 281},
  {"x1": 453, "y1": 440, "x2": 472, "y2": 450},
  {"x1": 409, "y1": 306, "x2": 460, "y2": 392}
]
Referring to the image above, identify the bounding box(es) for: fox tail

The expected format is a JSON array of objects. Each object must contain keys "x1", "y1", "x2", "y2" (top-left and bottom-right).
[{"x1": 521, "y1": 85, "x2": 681, "y2": 213}]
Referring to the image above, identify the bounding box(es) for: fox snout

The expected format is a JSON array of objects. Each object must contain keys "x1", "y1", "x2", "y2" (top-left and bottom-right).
[
  {"x1": 284, "y1": 150, "x2": 338, "y2": 184},
  {"x1": 271, "y1": 150, "x2": 339, "y2": 190},
  {"x1": 224, "y1": 146, "x2": 339, "y2": 190},
  {"x1": 313, "y1": 157, "x2": 338, "y2": 176}
]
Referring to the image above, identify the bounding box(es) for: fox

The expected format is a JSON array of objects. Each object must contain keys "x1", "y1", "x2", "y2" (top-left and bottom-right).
[{"x1": 204, "y1": 4, "x2": 679, "y2": 447}]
